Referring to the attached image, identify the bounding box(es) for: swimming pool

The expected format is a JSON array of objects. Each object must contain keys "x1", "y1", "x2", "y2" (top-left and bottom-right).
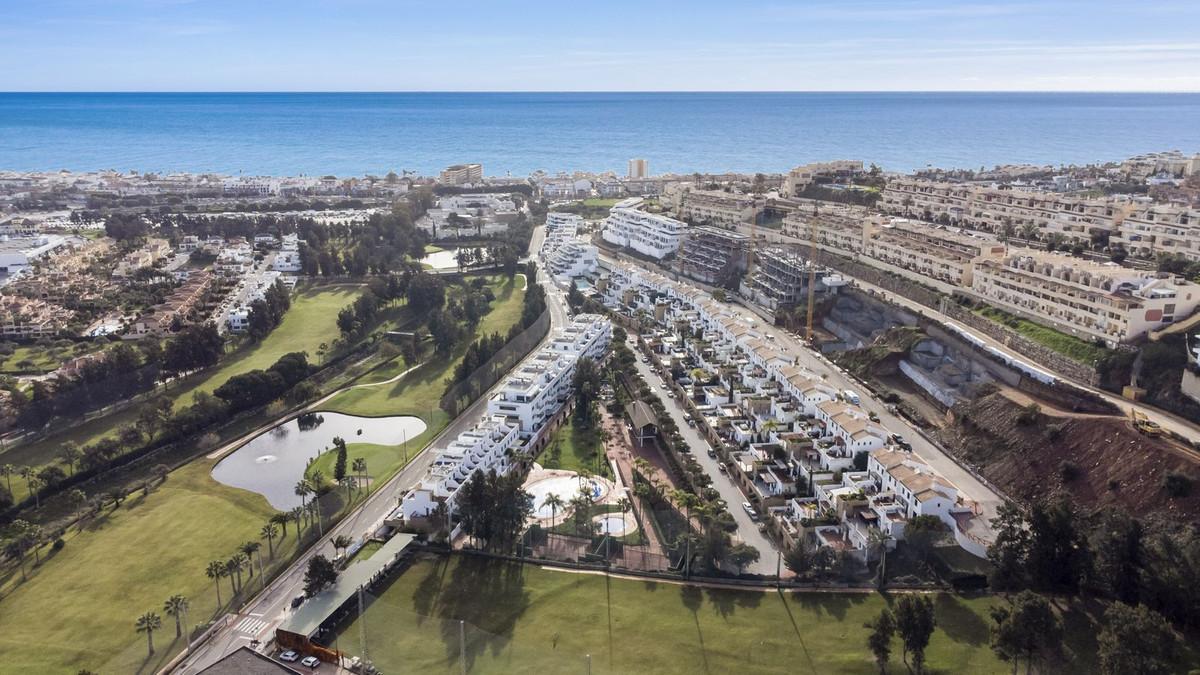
[{"x1": 526, "y1": 475, "x2": 602, "y2": 519}]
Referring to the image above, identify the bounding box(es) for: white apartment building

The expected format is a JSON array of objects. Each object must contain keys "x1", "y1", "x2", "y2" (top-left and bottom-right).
[
  {"x1": 972, "y1": 251, "x2": 1200, "y2": 345},
  {"x1": 628, "y1": 158, "x2": 648, "y2": 179},
  {"x1": 396, "y1": 414, "x2": 522, "y2": 521},
  {"x1": 546, "y1": 239, "x2": 598, "y2": 284},
  {"x1": 867, "y1": 449, "x2": 960, "y2": 531},
  {"x1": 487, "y1": 314, "x2": 611, "y2": 437},
  {"x1": 601, "y1": 198, "x2": 688, "y2": 259}
]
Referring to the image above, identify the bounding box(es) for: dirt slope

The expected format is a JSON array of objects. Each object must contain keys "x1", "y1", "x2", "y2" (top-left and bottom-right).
[{"x1": 938, "y1": 393, "x2": 1200, "y2": 522}]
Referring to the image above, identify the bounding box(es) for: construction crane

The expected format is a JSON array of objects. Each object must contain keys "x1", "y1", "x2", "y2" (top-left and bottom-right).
[{"x1": 804, "y1": 209, "x2": 818, "y2": 342}]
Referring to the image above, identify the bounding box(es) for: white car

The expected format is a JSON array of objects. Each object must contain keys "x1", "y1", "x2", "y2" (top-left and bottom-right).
[
  {"x1": 279, "y1": 650, "x2": 300, "y2": 662},
  {"x1": 301, "y1": 655, "x2": 321, "y2": 668}
]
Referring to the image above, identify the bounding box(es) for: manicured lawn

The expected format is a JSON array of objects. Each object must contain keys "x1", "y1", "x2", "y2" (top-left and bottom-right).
[
  {"x1": 425, "y1": 244, "x2": 445, "y2": 254},
  {"x1": 305, "y1": 441, "x2": 416, "y2": 490},
  {"x1": 337, "y1": 554, "x2": 1108, "y2": 675},
  {"x1": 320, "y1": 275, "x2": 525, "y2": 420},
  {"x1": 582, "y1": 198, "x2": 621, "y2": 208},
  {"x1": 0, "y1": 460, "x2": 305, "y2": 674},
  {"x1": 540, "y1": 416, "x2": 609, "y2": 478},
  {"x1": 177, "y1": 284, "x2": 365, "y2": 406},
  {"x1": 974, "y1": 305, "x2": 1109, "y2": 364}
]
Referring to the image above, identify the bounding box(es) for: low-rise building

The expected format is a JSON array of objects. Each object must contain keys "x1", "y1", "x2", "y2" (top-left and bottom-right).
[
  {"x1": 782, "y1": 161, "x2": 864, "y2": 197},
  {"x1": 864, "y1": 218, "x2": 1007, "y2": 287},
  {"x1": 601, "y1": 198, "x2": 688, "y2": 260},
  {"x1": 439, "y1": 163, "x2": 483, "y2": 186},
  {"x1": 972, "y1": 251, "x2": 1200, "y2": 345}
]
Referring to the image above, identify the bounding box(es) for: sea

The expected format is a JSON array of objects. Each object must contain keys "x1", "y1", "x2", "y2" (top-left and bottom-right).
[{"x1": 1, "y1": 92, "x2": 1199, "y2": 176}]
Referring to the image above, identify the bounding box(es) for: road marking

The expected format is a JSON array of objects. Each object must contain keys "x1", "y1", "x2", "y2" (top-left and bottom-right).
[{"x1": 234, "y1": 616, "x2": 270, "y2": 636}]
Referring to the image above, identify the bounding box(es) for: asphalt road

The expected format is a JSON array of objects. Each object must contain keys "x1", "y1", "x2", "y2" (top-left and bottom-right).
[
  {"x1": 176, "y1": 226, "x2": 560, "y2": 673},
  {"x1": 630, "y1": 353, "x2": 780, "y2": 575}
]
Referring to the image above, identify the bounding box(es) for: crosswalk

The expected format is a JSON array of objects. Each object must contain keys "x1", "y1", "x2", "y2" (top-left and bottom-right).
[{"x1": 234, "y1": 615, "x2": 269, "y2": 637}]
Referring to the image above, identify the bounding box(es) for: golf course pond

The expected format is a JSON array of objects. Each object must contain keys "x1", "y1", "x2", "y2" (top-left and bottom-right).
[{"x1": 211, "y1": 411, "x2": 426, "y2": 510}]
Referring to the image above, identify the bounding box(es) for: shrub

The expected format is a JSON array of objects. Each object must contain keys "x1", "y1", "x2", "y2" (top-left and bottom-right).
[
  {"x1": 1015, "y1": 403, "x2": 1040, "y2": 426},
  {"x1": 52, "y1": 538, "x2": 65, "y2": 551},
  {"x1": 1059, "y1": 461, "x2": 1081, "y2": 483},
  {"x1": 1162, "y1": 471, "x2": 1193, "y2": 498}
]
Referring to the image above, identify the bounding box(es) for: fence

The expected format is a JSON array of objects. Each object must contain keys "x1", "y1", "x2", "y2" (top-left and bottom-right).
[{"x1": 440, "y1": 309, "x2": 551, "y2": 417}]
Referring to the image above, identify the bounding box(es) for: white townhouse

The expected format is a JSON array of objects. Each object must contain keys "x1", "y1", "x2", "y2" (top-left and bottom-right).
[
  {"x1": 815, "y1": 400, "x2": 888, "y2": 455},
  {"x1": 601, "y1": 198, "x2": 688, "y2": 260}
]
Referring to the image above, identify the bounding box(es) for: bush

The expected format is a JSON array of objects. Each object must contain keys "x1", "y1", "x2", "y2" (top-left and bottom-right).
[
  {"x1": 1162, "y1": 471, "x2": 1193, "y2": 498},
  {"x1": 1015, "y1": 403, "x2": 1040, "y2": 426},
  {"x1": 1059, "y1": 461, "x2": 1081, "y2": 483},
  {"x1": 52, "y1": 538, "x2": 65, "y2": 551}
]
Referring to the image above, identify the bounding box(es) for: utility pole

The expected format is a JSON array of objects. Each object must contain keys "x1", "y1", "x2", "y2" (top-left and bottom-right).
[{"x1": 358, "y1": 585, "x2": 369, "y2": 667}]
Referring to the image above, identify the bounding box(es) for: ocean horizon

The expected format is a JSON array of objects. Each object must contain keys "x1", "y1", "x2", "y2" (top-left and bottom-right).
[{"x1": 2, "y1": 91, "x2": 1199, "y2": 177}]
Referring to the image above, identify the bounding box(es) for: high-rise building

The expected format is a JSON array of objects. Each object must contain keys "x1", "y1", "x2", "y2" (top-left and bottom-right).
[
  {"x1": 628, "y1": 158, "x2": 648, "y2": 179},
  {"x1": 439, "y1": 163, "x2": 483, "y2": 186}
]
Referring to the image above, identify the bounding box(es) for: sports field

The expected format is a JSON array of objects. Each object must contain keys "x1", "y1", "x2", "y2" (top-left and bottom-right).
[{"x1": 337, "y1": 553, "x2": 1111, "y2": 675}]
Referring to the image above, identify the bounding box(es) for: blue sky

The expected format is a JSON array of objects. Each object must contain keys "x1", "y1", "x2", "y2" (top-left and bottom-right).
[{"x1": 2, "y1": 0, "x2": 1198, "y2": 91}]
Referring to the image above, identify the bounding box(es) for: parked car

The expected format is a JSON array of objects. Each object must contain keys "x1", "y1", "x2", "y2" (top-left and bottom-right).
[
  {"x1": 842, "y1": 390, "x2": 861, "y2": 406},
  {"x1": 300, "y1": 655, "x2": 321, "y2": 668},
  {"x1": 706, "y1": 447, "x2": 716, "y2": 458},
  {"x1": 742, "y1": 501, "x2": 759, "y2": 521},
  {"x1": 717, "y1": 463, "x2": 728, "y2": 473},
  {"x1": 279, "y1": 651, "x2": 300, "y2": 663},
  {"x1": 686, "y1": 417, "x2": 696, "y2": 427},
  {"x1": 890, "y1": 433, "x2": 912, "y2": 450}
]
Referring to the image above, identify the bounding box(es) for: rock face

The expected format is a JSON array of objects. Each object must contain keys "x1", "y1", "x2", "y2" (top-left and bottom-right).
[{"x1": 939, "y1": 392, "x2": 1200, "y2": 521}]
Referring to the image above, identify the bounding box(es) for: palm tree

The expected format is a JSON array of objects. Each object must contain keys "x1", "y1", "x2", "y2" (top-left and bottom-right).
[
  {"x1": 617, "y1": 496, "x2": 632, "y2": 519},
  {"x1": 19, "y1": 466, "x2": 32, "y2": 493},
  {"x1": 227, "y1": 554, "x2": 248, "y2": 594},
  {"x1": 205, "y1": 560, "x2": 225, "y2": 606},
  {"x1": 163, "y1": 595, "x2": 189, "y2": 638},
  {"x1": 309, "y1": 470, "x2": 326, "y2": 494},
  {"x1": 240, "y1": 542, "x2": 261, "y2": 580},
  {"x1": 352, "y1": 457, "x2": 367, "y2": 492},
  {"x1": 333, "y1": 534, "x2": 353, "y2": 558},
  {"x1": 261, "y1": 522, "x2": 279, "y2": 558},
  {"x1": 0, "y1": 464, "x2": 13, "y2": 494},
  {"x1": 544, "y1": 493, "x2": 565, "y2": 530},
  {"x1": 289, "y1": 506, "x2": 306, "y2": 537},
  {"x1": 135, "y1": 612, "x2": 162, "y2": 656},
  {"x1": 270, "y1": 512, "x2": 290, "y2": 538},
  {"x1": 339, "y1": 475, "x2": 356, "y2": 502},
  {"x1": 61, "y1": 443, "x2": 82, "y2": 475},
  {"x1": 867, "y1": 528, "x2": 893, "y2": 590},
  {"x1": 293, "y1": 480, "x2": 311, "y2": 510},
  {"x1": 27, "y1": 476, "x2": 43, "y2": 509}
]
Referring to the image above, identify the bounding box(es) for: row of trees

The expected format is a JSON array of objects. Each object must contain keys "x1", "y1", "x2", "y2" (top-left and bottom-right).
[
  {"x1": 4, "y1": 322, "x2": 226, "y2": 433},
  {"x1": 244, "y1": 279, "x2": 292, "y2": 342},
  {"x1": 988, "y1": 497, "x2": 1200, "y2": 629},
  {"x1": 212, "y1": 352, "x2": 310, "y2": 413},
  {"x1": 456, "y1": 469, "x2": 533, "y2": 553}
]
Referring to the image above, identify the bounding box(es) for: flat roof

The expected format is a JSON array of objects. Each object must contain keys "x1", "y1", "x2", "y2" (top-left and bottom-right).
[
  {"x1": 281, "y1": 533, "x2": 416, "y2": 638},
  {"x1": 199, "y1": 646, "x2": 302, "y2": 675}
]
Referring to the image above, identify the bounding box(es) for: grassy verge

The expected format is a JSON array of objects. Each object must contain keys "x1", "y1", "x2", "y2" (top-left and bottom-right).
[
  {"x1": 973, "y1": 306, "x2": 1109, "y2": 364},
  {"x1": 336, "y1": 553, "x2": 1117, "y2": 675},
  {"x1": 540, "y1": 417, "x2": 610, "y2": 478}
]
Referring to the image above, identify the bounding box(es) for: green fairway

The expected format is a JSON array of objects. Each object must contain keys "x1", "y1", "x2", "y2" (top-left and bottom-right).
[
  {"x1": 178, "y1": 284, "x2": 365, "y2": 406},
  {"x1": 320, "y1": 275, "x2": 526, "y2": 420},
  {"x1": 337, "y1": 554, "x2": 1110, "y2": 675},
  {"x1": 540, "y1": 417, "x2": 609, "y2": 477},
  {"x1": 0, "y1": 461, "x2": 304, "y2": 674}
]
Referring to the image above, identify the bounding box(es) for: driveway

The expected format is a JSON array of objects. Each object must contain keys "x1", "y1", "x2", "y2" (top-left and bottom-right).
[{"x1": 629, "y1": 353, "x2": 780, "y2": 575}]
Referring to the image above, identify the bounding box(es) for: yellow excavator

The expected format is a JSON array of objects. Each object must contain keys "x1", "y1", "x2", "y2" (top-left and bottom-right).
[{"x1": 1132, "y1": 409, "x2": 1163, "y2": 437}]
